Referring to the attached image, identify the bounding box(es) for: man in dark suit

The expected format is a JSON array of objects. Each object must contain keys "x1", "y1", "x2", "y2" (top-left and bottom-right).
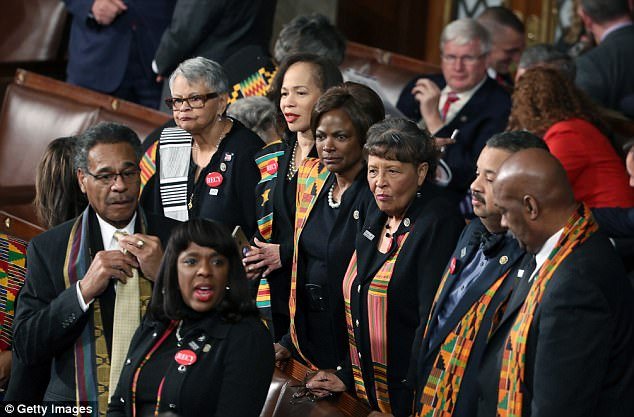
[
  {"x1": 409, "y1": 131, "x2": 547, "y2": 417},
  {"x1": 63, "y1": 0, "x2": 175, "y2": 108},
  {"x1": 11, "y1": 122, "x2": 176, "y2": 414},
  {"x1": 576, "y1": 0, "x2": 634, "y2": 114},
  {"x1": 397, "y1": 18, "x2": 511, "y2": 201},
  {"x1": 477, "y1": 149, "x2": 634, "y2": 417}
]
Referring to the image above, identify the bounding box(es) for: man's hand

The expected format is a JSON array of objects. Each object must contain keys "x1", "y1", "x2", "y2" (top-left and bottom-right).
[
  {"x1": 305, "y1": 370, "x2": 347, "y2": 398},
  {"x1": 243, "y1": 238, "x2": 282, "y2": 278},
  {"x1": 411, "y1": 78, "x2": 443, "y2": 133},
  {"x1": 79, "y1": 249, "x2": 138, "y2": 304},
  {"x1": 91, "y1": 0, "x2": 127, "y2": 26},
  {"x1": 116, "y1": 233, "x2": 164, "y2": 281}
]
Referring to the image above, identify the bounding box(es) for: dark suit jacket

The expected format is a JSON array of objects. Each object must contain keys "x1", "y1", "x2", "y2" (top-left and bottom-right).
[
  {"x1": 409, "y1": 218, "x2": 524, "y2": 417},
  {"x1": 11, "y1": 209, "x2": 176, "y2": 402},
  {"x1": 63, "y1": 0, "x2": 174, "y2": 93},
  {"x1": 348, "y1": 184, "x2": 463, "y2": 417},
  {"x1": 107, "y1": 314, "x2": 274, "y2": 417},
  {"x1": 477, "y1": 232, "x2": 634, "y2": 417},
  {"x1": 575, "y1": 25, "x2": 634, "y2": 113},
  {"x1": 396, "y1": 75, "x2": 511, "y2": 197},
  {"x1": 153, "y1": 0, "x2": 275, "y2": 75}
]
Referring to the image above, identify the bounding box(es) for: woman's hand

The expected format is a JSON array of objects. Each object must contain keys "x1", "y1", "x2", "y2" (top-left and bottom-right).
[
  {"x1": 243, "y1": 238, "x2": 282, "y2": 278},
  {"x1": 274, "y1": 343, "x2": 291, "y2": 369},
  {"x1": 305, "y1": 370, "x2": 347, "y2": 398}
]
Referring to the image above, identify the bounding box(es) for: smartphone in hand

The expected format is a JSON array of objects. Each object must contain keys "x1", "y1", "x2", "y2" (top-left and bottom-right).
[{"x1": 232, "y1": 226, "x2": 250, "y2": 258}]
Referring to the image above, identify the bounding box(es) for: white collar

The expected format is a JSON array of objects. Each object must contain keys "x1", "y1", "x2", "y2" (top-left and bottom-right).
[
  {"x1": 442, "y1": 76, "x2": 487, "y2": 103},
  {"x1": 96, "y1": 212, "x2": 137, "y2": 251},
  {"x1": 529, "y1": 228, "x2": 564, "y2": 282}
]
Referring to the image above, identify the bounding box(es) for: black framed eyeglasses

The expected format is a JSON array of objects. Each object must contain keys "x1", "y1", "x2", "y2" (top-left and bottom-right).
[
  {"x1": 164, "y1": 92, "x2": 219, "y2": 110},
  {"x1": 83, "y1": 168, "x2": 141, "y2": 185}
]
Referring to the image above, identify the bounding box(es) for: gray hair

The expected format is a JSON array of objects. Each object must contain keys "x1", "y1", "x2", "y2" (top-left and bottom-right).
[
  {"x1": 168, "y1": 57, "x2": 229, "y2": 94},
  {"x1": 227, "y1": 96, "x2": 277, "y2": 141},
  {"x1": 273, "y1": 13, "x2": 346, "y2": 65},
  {"x1": 74, "y1": 122, "x2": 142, "y2": 170},
  {"x1": 518, "y1": 44, "x2": 577, "y2": 80},
  {"x1": 440, "y1": 18, "x2": 491, "y2": 54}
]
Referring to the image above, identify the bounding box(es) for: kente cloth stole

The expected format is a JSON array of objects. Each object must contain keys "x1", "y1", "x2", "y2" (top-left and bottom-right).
[
  {"x1": 139, "y1": 140, "x2": 158, "y2": 195},
  {"x1": 254, "y1": 141, "x2": 285, "y2": 334},
  {"x1": 289, "y1": 158, "x2": 330, "y2": 369},
  {"x1": 0, "y1": 233, "x2": 27, "y2": 351},
  {"x1": 158, "y1": 127, "x2": 193, "y2": 222},
  {"x1": 64, "y1": 208, "x2": 153, "y2": 416},
  {"x1": 497, "y1": 204, "x2": 597, "y2": 417},
  {"x1": 343, "y1": 233, "x2": 409, "y2": 414},
  {"x1": 228, "y1": 66, "x2": 277, "y2": 104},
  {"x1": 415, "y1": 267, "x2": 510, "y2": 417}
]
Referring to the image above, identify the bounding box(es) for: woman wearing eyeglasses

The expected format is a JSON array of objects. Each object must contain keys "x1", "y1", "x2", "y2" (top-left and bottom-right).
[{"x1": 140, "y1": 57, "x2": 264, "y2": 238}]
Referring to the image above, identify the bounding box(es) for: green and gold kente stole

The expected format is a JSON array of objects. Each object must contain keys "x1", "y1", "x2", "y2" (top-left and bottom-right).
[
  {"x1": 343, "y1": 233, "x2": 409, "y2": 413},
  {"x1": 0, "y1": 233, "x2": 27, "y2": 351},
  {"x1": 64, "y1": 208, "x2": 153, "y2": 416},
  {"x1": 415, "y1": 265, "x2": 510, "y2": 417},
  {"x1": 289, "y1": 158, "x2": 329, "y2": 369},
  {"x1": 497, "y1": 204, "x2": 597, "y2": 417},
  {"x1": 254, "y1": 141, "x2": 285, "y2": 327},
  {"x1": 228, "y1": 66, "x2": 277, "y2": 104}
]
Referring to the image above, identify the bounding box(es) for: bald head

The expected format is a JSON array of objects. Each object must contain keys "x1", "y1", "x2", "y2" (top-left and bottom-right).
[{"x1": 493, "y1": 148, "x2": 577, "y2": 253}]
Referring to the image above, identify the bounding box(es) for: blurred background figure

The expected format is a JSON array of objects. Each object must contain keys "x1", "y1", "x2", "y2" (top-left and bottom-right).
[
  {"x1": 226, "y1": 96, "x2": 281, "y2": 144},
  {"x1": 477, "y1": 6, "x2": 526, "y2": 90},
  {"x1": 34, "y1": 136, "x2": 88, "y2": 229},
  {"x1": 507, "y1": 67, "x2": 634, "y2": 210},
  {"x1": 108, "y1": 219, "x2": 274, "y2": 417},
  {"x1": 515, "y1": 43, "x2": 577, "y2": 82}
]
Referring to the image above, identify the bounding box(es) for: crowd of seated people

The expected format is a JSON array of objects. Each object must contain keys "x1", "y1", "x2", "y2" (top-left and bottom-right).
[{"x1": 2, "y1": 3, "x2": 634, "y2": 417}]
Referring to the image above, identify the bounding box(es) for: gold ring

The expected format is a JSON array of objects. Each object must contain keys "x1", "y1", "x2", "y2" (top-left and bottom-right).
[{"x1": 137, "y1": 239, "x2": 145, "y2": 248}]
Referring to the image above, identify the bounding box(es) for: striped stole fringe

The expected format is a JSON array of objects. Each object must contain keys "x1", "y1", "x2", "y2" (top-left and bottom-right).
[
  {"x1": 64, "y1": 208, "x2": 153, "y2": 416},
  {"x1": 497, "y1": 204, "x2": 597, "y2": 417},
  {"x1": 0, "y1": 233, "x2": 27, "y2": 351},
  {"x1": 158, "y1": 127, "x2": 192, "y2": 222},
  {"x1": 416, "y1": 269, "x2": 510, "y2": 417},
  {"x1": 289, "y1": 158, "x2": 329, "y2": 369},
  {"x1": 343, "y1": 233, "x2": 409, "y2": 413},
  {"x1": 139, "y1": 140, "x2": 158, "y2": 195}
]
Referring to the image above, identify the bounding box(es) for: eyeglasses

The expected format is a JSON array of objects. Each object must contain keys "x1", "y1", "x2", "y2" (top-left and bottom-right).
[
  {"x1": 164, "y1": 92, "x2": 219, "y2": 110},
  {"x1": 441, "y1": 53, "x2": 486, "y2": 65},
  {"x1": 83, "y1": 168, "x2": 141, "y2": 185}
]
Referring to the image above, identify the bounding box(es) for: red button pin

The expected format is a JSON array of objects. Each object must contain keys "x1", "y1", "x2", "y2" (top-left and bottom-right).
[
  {"x1": 266, "y1": 160, "x2": 278, "y2": 175},
  {"x1": 449, "y1": 257, "x2": 457, "y2": 275},
  {"x1": 175, "y1": 349, "x2": 197, "y2": 366},
  {"x1": 205, "y1": 172, "x2": 223, "y2": 187}
]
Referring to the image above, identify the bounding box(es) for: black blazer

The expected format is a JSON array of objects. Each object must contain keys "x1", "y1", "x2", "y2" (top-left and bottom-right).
[
  {"x1": 107, "y1": 314, "x2": 274, "y2": 417},
  {"x1": 396, "y1": 75, "x2": 511, "y2": 197},
  {"x1": 141, "y1": 119, "x2": 264, "y2": 238},
  {"x1": 348, "y1": 184, "x2": 463, "y2": 417},
  {"x1": 410, "y1": 218, "x2": 524, "y2": 417},
  {"x1": 11, "y1": 209, "x2": 176, "y2": 402},
  {"x1": 280, "y1": 171, "x2": 373, "y2": 371},
  {"x1": 477, "y1": 231, "x2": 634, "y2": 417}
]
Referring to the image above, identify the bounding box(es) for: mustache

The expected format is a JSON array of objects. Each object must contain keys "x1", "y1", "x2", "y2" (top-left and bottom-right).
[{"x1": 472, "y1": 191, "x2": 486, "y2": 205}]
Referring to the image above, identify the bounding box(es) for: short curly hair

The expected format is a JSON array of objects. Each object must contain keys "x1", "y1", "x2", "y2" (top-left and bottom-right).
[{"x1": 507, "y1": 67, "x2": 606, "y2": 137}]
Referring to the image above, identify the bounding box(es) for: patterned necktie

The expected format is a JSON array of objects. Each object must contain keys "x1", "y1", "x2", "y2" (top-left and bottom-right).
[
  {"x1": 440, "y1": 91, "x2": 459, "y2": 122},
  {"x1": 108, "y1": 230, "x2": 141, "y2": 401}
]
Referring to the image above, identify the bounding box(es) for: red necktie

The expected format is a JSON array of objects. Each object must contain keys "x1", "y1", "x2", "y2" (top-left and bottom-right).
[{"x1": 441, "y1": 91, "x2": 459, "y2": 122}]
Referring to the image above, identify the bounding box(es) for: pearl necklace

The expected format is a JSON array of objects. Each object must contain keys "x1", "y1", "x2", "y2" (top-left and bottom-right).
[
  {"x1": 287, "y1": 140, "x2": 298, "y2": 181},
  {"x1": 328, "y1": 183, "x2": 341, "y2": 209}
]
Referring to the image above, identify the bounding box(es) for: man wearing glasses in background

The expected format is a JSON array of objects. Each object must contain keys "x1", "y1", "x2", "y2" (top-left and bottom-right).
[
  {"x1": 397, "y1": 18, "x2": 511, "y2": 210},
  {"x1": 10, "y1": 122, "x2": 176, "y2": 413}
]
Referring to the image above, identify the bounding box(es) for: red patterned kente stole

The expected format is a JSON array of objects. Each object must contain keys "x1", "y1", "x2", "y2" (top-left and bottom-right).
[
  {"x1": 289, "y1": 158, "x2": 330, "y2": 369},
  {"x1": 0, "y1": 233, "x2": 27, "y2": 351},
  {"x1": 343, "y1": 233, "x2": 409, "y2": 413},
  {"x1": 415, "y1": 265, "x2": 510, "y2": 417},
  {"x1": 497, "y1": 204, "x2": 597, "y2": 417}
]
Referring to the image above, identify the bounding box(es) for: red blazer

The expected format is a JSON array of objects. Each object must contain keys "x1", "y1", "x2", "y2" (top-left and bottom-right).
[{"x1": 544, "y1": 118, "x2": 634, "y2": 208}]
